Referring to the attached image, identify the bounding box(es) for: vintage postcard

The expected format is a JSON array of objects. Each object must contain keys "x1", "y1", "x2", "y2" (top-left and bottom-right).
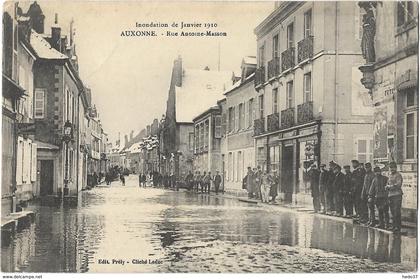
[{"x1": 1, "y1": 0, "x2": 418, "y2": 276}]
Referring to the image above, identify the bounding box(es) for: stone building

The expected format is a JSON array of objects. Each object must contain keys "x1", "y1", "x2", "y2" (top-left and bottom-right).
[
  {"x1": 2, "y1": 2, "x2": 38, "y2": 215},
  {"x1": 162, "y1": 56, "x2": 232, "y2": 181},
  {"x1": 192, "y1": 106, "x2": 222, "y2": 177},
  {"x1": 254, "y1": 2, "x2": 373, "y2": 204},
  {"x1": 223, "y1": 57, "x2": 257, "y2": 194},
  {"x1": 358, "y1": 1, "x2": 418, "y2": 219}
]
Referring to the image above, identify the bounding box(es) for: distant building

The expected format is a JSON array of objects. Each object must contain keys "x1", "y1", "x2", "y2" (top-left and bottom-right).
[{"x1": 162, "y1": 56, "x2": 232, "y2": 180}]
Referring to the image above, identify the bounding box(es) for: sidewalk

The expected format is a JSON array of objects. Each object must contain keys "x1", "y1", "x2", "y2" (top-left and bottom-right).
[{"x1": 205, "y1": 191, "x2": 417, "y2": 237}]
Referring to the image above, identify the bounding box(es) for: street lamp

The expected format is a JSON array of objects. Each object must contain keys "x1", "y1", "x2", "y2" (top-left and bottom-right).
[{"x1": 63, "y1": 120, "x2": 73, "y2": 197}]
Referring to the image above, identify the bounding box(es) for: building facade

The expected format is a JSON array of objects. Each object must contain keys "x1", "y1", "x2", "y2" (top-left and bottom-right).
[
  {"x1": 358, "y1": 1, "x2": 418, "y2": 218},
  {"x1": 224, "y1": 58, "x2": 257, "y2": 194},
  {"x1": 193, "y1": 106, "x2": 222, "y2": 177},
  {"x1": 254, "y1": 2, "x2": 373, "y2": 204}
]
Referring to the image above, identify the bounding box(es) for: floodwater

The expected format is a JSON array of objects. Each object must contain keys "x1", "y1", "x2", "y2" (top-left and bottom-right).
[{"x1": 1, "y1": 175, "x2": 417, "y2": 273}]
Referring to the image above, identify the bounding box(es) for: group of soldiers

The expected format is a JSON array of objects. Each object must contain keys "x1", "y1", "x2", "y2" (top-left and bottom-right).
[
  {"x1": 185, "y1": 170, "x2": 223, "y2": 194},
  {"x1": 243, "y1": 166, "x2": 279, "y2": 203},
  {"x1": 308, "y1": 160, "x2": 404, "y2": 233}
]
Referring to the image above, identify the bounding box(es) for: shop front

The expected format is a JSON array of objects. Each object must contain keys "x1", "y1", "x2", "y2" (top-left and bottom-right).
[{"x1": 256, "y1": 120, "x2": 321, "y2": 205}]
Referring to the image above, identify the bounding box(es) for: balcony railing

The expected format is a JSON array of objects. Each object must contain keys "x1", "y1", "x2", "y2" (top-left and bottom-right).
[
  {"x1": 297, "y1": 36, "x2": 314, "y2": 63},
  {"x1": 297, "y1": 101, "x2": 314, "y2": 125},
  {"x1": 281, "y1": 107, "x2": 295, "y2": 129},
  {"x1": 254, "y1": 66, "x2": 265, "y2": 87},
  {"x1": 281, "y1": 47, "x2": 295, "y2": 72},
  {"x1": 254, "y1": 118, "x2": 265, "y2": 136},
  {"x1": 267, "y1": 57, "x2": 280, "y2": 80},
  {"x1": 267, "y1": 113, "x2": 279, "y2": 132}
]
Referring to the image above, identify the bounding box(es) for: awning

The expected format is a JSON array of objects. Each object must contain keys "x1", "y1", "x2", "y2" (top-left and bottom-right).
[
  {"x1": 34, "y1": 140, "x2": 60, "y2": 150},
  {"x1": 2, "y1": 74, "x2": 26, "y2": 98}
]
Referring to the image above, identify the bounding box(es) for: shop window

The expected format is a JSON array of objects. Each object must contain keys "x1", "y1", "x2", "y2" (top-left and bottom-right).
[
  {"x1": 269, "y1": 146, "x2": 280, "y2": 172},
  {"x1": 237, "y1": 151, "x2": 243, "y2": 182}
]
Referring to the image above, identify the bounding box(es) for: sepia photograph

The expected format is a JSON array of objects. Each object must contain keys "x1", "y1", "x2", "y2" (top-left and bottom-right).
[{"x1": 0, "y1": 0, "x2": 418, "y2": 276}]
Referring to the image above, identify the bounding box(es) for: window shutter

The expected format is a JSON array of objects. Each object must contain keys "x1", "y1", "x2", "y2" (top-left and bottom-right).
[
  {"x1": 23, "y1": 140, "x2": 31, "y2": 183},
  {"x1": 34, "y1": 89, "x2": 45, "y2": 118},
  {"x1": 16, "y1": 137, "x2": 23, "y2": 185},
  {"x1": 235, "y1": 106, "x2": 239, "y2": 131},
  {"x1": 31, "y1": 143, "x2": 37, "y2": 181}
]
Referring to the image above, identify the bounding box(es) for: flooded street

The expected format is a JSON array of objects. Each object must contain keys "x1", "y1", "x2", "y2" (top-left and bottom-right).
[{"x1": 1, "y1": 175, "x2": 417, "y2": 273}]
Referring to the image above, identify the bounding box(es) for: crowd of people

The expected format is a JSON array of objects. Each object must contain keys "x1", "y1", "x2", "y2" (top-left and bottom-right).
[
  {"x1": 242, "y1": 166, "x2": 279, "y2": 203},
  {"x1": 307, "y1": 160, "x2": 403, "y2": 233},
  {"x1": 184, "y1": 170, "x2": 223, "y2": 194}
]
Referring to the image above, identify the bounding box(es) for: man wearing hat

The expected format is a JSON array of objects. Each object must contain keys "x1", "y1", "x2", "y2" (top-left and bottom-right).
[
  {"x1": 386, "y1": 161, "x2": 403, "y2": 233},
  {"x1": 361, "y1": 162, "x2": 375, "y2": 225},
  {"x1": 369, "y1": 166, "x2": 389, "y2": 229},
  {"x1": 343, "y1": 165, "x2": 353, "y2": 217},
  {"x1": 351, "y1": 159, "x2": 366, "y2": 219},
  {"x1": 332, "y1": 164, "x2": 345, "y2": 216},
  {"x1": 319, "y1": 164, "x2": 328, "y2": 213},
  {"x1": 309, "y1": 164, "x2": 321, "y2": 212}
]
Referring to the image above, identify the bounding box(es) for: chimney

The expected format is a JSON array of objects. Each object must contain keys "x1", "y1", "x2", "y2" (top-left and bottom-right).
[
  {"x1": 51, "y1": 13, "x2": 62, "y2": 52},
  {"x1": 124, "y1": 135, "x2": 128, "y2": 147},
  {"x1": 27, "y1": 2, "x2": 45, "y2": 34}
]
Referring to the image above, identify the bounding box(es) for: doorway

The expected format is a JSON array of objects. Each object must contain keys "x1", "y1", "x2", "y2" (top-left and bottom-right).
[
  {"x1": 281, "y1": 145, "x2": 294, "y2": 203},
  {"x1": 40, "y1": 160, "x2": 54, "y2": 196}
]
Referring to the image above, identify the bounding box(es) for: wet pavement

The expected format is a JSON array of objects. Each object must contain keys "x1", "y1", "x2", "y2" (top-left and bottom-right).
[{"x1": 1, "y1": 175, "x2": 417, "y2": 273}]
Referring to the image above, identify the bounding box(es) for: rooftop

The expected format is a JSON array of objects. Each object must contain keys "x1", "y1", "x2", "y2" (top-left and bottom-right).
[
  {"x1": 30, "y1": 30, "x2": 67, "y2": 60},
  {"x1": 175, "y1": 68, "x2": 232, "y2": 123}
]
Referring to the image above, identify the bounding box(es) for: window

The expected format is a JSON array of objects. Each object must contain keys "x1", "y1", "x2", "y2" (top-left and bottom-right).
[
  {"x1": 287, "y1": 22, "x2": 294, "y2": 49},
  {"x1": 259, "y1": 43, "x2": 265, "y2": 67},
  {"x1": 406, "y1": 89, "x2": 416, "y2": 107},
  {"x1": 304, "y1": 9, "x2": 312, "y2": 38},
  {"x1": 259, "y1": 94, "x2": 264, "y2": 120},
  {"x1": 34, "y1": 89, "x2": 45, "y2": 118},
  {"x1": 16, "y1": 138, "x2": 23, "y2": 185},
  {"x1": 286, "y1": 81, "x2": 294, "y2": 108},
  {"x1": 272, "y1": 34, "x2": 279, "y2": 58},
  {"x1": 237, "y1": 151, "x2": 243, "y2": 182},
  {"x1": 248, "y1": 98, "x2": 254, "y2": 127},
  {"x1": 272, "y1": 88, "x2": 278, "y2": 114},
  {"x1": 405, "y1": 112, "x2": 417, "y2": 159},
  {"x1": 356, "y1": 138, "x2": 374, "y2": 163},
  {"x1": 228, "y1": 152, "x2": 233, "y2": 181},
  {"x1": 200, "y1": 123, "x2": 204, "y2": 150},
  {"x1": 238, "y1": 103, "x2": 244, "y2": 130},
  {"x1": 204, "y1": 120, "x2": 209, "y2": 149},
  {"x1": 214, "y1": 115, "x2": 222, "y2": 138},
  {"x1": 188, "y1": 132, "x2": 194, "y2": 151},
  {"x1": 228, "y1": 107, "x2": 234, "y2": 132},
  {"x1": 397, "y1": 1, "x2": 414, "y2": 27},
  {"x1": 269, "y1": 146, "x2": 280, "y2": 172},
  {"x1": 303, "y1": 73, "x2": 312, "y2": 102}
]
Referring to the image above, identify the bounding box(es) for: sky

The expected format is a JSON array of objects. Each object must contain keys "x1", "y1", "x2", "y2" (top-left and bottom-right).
[{"x1": 24, "y1": 1, "x2": 274, "y2": 143}]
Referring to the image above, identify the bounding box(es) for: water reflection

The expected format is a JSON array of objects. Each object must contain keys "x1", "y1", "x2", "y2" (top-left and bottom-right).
[{"x1": 1, "y1": 178, "x2": 416, "y2": 272}]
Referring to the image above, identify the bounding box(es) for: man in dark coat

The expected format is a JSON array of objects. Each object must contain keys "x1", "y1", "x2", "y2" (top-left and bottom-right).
[
  {"x1": 361, "y1": 162, "x2": 375, "y2": 225},
  {"x1": 369, "y1": 166, "x2": 389, "y2": 229},
  {"x1": 214, "y1": 171, "x2": 222, "y2": 194},
  {"x1": 343, "y1": 165, "x2": 354, "y2": 217},
  {"x1": 326, "y1": 161, "x2": 336, "y2": 214},
  {"x1": 351, "y1": 159, "x2": 366, "y2": 219},
  {"x1": 245, "y1": 167, "x2": 254, "y2": 198},
  {"x1": 309, "y1": 164, "x2": 321, "y2": 212},
  {"x1": 319, "y1": 164, "x2": 328, "y2": 213},
  {"x1": 201, "y1": 171, "x2": 208, "y2": 193},
  {"x1": 269, "y1": 169, "x2": 279, "y2": 203},
  {"x1": 332, "y1": 164, "x2": 345, "y2": 216},
  {"x1": 185, "y1": 171, "x2": 194, "y2": 191}
]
